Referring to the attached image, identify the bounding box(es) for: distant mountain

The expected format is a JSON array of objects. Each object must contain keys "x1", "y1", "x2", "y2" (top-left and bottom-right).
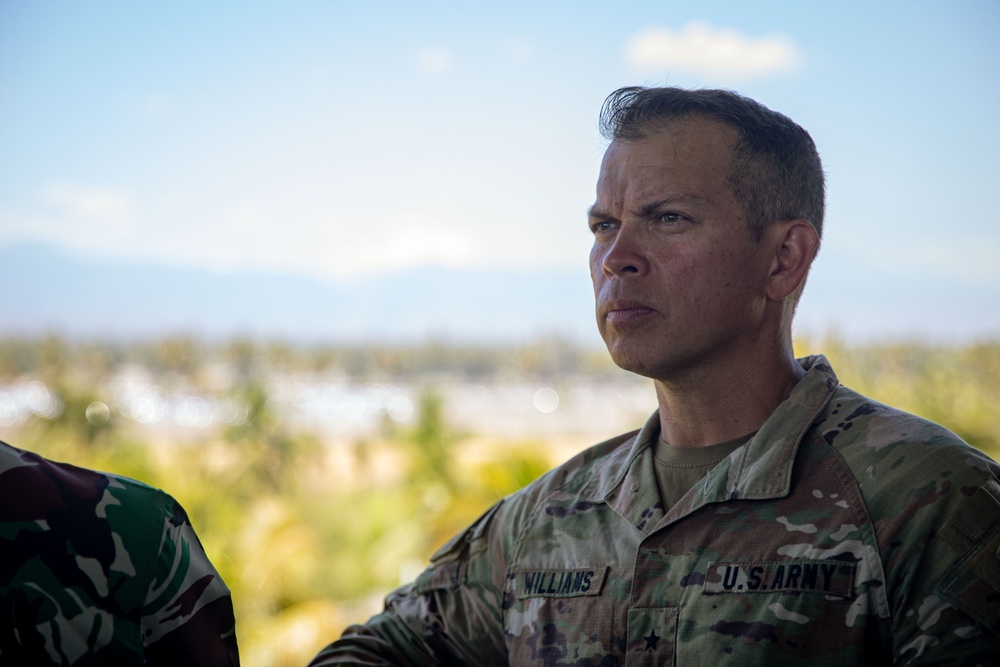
[
  {"x1": 6, "y1": 241, "x2": 997, "y2": 345},
  {"x1": 1, "y1": 241, "x2": 601, "y2": 343}
]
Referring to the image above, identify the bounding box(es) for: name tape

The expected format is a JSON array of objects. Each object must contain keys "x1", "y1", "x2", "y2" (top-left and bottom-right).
[
  {"x1": 515, "y1": 566, "x2": 609, "y2": 599},
  {"x1": 704, "y1": 560, "x2": 856, "y2": 598}
]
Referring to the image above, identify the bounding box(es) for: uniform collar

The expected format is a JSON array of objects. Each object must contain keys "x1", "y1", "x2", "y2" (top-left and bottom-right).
[
  {"x1": 723, "y1": 355, "x2": 839, "y2": 502},
  {"x1": 580, "y1": 355, "x2": 840, "y2": 534}
]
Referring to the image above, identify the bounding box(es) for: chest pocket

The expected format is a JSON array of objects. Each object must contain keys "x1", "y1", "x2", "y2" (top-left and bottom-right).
[
  {"x1": 678, "y1": 558, "x2": 878, "y2": 664},
  {"x1": 626, "y1": 607, "x2": 678, "y2": 667}
]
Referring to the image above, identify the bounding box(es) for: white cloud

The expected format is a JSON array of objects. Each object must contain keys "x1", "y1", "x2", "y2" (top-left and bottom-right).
[
  {"x1": 626, "y1": 22, "x2": 799, "y2": 79},
  {"x1": 382, "y1": 229, "x2": 472, "y2": 267},
  {"x1": 415, "y1": 48, "x2": 454, "y2": 75},
  {"x1": 350, "y1": 214, "x2": 476, "y2": 274},
  {"x1": 43, "y1": 183, "x2": 136, "y2": 240}
]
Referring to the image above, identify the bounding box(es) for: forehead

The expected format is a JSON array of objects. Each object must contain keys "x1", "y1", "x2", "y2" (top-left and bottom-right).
[{"x1": 596, "y1": 117, "x2": 738, "y2": 204}]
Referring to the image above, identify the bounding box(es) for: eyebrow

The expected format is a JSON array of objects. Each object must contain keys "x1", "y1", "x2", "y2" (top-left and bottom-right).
[
  {"x1": 587, "y1": 195, "x2": 705, "y2": 220},
  {"x1": 586, "y1": 204, "x2": 611, "y2": 219}
]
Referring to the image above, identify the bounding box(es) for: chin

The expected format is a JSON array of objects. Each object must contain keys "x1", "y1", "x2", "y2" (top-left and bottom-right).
[
  {"x1": 607, "y1": 338, "x2": 710, "y2": 381},
  {"x1": 606, "y1": 344, "x2": 661, "y2": 379}
]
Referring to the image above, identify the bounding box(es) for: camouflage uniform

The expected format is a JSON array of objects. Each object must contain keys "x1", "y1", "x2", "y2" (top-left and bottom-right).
[
  {"x1": 311, "y1": 355, "x2": 1000, "y2": 666},
  {"x1": 0, "y1": 441, "x2": 239, "y2": 666}
]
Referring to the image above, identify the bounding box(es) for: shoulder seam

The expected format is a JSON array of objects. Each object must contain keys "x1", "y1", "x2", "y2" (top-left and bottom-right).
[{"x1": 806, "y1": 430, "x2": 894, "y2": 633}]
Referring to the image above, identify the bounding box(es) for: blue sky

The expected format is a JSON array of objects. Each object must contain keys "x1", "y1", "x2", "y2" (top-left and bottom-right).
[{"x1": 1, "y1": 1, "x2": 998, "y2": 343}]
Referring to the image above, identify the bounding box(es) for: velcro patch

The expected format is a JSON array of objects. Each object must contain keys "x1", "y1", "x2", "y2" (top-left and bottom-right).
[
  {"x1": 515, "y1": 566, "x2": 608, "y2": 599},
  {"x1": 954, "y1": 479, "x2": 1000, "y2": 543},
  {"x1": 703, "y1": 560, "x2": 856, "y2": 598}
]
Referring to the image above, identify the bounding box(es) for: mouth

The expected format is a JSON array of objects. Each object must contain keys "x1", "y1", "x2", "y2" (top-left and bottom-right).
[{"x1": 602, "y1": 299, "x2": 656, "y2": 323}]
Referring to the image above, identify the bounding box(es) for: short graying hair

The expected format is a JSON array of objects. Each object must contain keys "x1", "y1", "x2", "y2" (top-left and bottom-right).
[{"x1": 599, "y1": 86, "x2": 825, "y2": 241}]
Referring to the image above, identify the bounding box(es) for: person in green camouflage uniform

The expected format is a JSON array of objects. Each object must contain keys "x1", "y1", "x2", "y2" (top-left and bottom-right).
[
  {"x1": 0, "y1": 441, "x2": 239, "y2": 665},
  {"x1": 309, "y1": 87, "x2": 1000, "y2": 665}
]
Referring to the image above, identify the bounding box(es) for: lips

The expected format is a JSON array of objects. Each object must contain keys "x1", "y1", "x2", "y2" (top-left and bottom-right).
[{"x1": 601, "y1": 299, "x2": 656, "y2": 323}]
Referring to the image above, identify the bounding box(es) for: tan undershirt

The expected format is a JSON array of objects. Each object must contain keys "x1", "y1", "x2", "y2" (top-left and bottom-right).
[{"x1": 652, "y1": 431, "x2": 756, "y2": 513}]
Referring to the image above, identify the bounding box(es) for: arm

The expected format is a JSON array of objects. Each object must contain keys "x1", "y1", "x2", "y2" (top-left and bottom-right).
[
  {"x1": 141, "y1": 496, "x2": 240, "y2": 667},
  {"x1": 309, "y1": 501, "x2": 509, "y2": 666},
  {"x1": 889, "y1": 477, "x2": 1000, "y2": 665}
]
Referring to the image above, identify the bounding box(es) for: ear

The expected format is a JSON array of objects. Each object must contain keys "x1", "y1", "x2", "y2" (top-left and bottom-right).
[{"x1": 764, "y1": 220, "x2": 819, "y2": 301}]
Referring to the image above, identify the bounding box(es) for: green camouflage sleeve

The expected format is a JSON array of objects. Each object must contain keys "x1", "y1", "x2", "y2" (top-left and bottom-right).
[
  {"x1": 0, "y1": 442, "x2": 239, "y2": 666},
  {"x1": 829, "y1": 402, "x2": 1000, "y2": 664},
  {"x1": 308, "y1": 501, "x2": 509, "y2": 665},
  {"x1": 883, "y1": 474, "x2": 1000, "y2": 664},
  {"x1": 141, "y1": 492, "x2": 240, "y2": 665}
]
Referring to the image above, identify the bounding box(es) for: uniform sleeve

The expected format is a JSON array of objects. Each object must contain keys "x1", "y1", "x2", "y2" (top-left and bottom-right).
[
  {"x1": 141, "y1": 495, "x2": 240, "y2": 667},
  {"x1": 309, "y1": 500, "x2": 509, "y2": 666},
  {"x1": 889, "y1": 476, "x2": 1000, "y2": 665}
]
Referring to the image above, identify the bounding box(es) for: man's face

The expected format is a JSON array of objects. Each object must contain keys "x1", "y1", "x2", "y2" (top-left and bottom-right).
[{"x1": 588, "y1": 117, "x2": 776, "y2": 380}]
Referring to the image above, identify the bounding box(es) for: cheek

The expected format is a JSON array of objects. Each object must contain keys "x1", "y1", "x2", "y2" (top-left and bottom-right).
[
  {"x1": 652, "y1": 246, "x2": 705, "y2": 296},
  {"x1": 664, "y1": 246, "x2": 750, "y2": 309},
  {"x1": 708, "y1": 252, "x2": 768, "y2": 317},
  {"x1": 589, "y1": 248, "x2": 604, "y2": 290}
]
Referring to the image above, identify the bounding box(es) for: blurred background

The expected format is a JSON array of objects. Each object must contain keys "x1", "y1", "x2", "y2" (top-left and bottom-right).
[{"x1": 1, "y1": 1, "x2": 998, "y2": 664}]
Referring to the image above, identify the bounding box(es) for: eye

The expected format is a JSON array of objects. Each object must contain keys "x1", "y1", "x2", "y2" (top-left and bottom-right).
[
  {"x1": 589, "y1": 220, "x2": 617, "y2": 234},
  {"x1": 658, "y1": 212, "x2": 685, "y2": 224}
]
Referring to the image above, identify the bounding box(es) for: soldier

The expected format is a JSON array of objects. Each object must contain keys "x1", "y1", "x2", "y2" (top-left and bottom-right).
[
  {"x1": 0, "y1": 440, "x2": 239, "y2": 665},
  {"x1": 309, "y1": 87, "x2": 1000, "y2": 665}
]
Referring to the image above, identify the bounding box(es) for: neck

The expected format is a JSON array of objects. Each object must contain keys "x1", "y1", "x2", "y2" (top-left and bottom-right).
[{"x1": 653, "y1": 340, "x2": 804, "y2": 448}]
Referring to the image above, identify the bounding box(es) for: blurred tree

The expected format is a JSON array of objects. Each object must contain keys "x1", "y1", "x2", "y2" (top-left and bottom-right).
[
  {"x1": 224, "y1": 338, "x2": 260, "y2": 384},
  {"x1": 0, "y1": 337, "x2": 39, "y2": 378},
  {"x1": 225, "y1": 382, "x2": 318, "y2": 493},
  {"x1": 152, "y1": 336, "x2": 202, "y2": 376},
  {"x1": 405, "y1": 391, "x2": 460, "y2": 491}
]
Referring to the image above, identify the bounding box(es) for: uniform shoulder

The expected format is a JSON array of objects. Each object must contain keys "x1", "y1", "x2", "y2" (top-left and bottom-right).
[
  {"x1": 508, "y1": 426, "x2": 640, "y2": 508},
  {"x1": 809, "y1": 387, "x2": 1000, "y2": 650},
  {"x1": 0, "y1": 442, "x2": 175, "y2": 660},
  {"x1": 0, "y1": 440, "x2": 169, "y2": 523},
  {"x1": 814, "y1": 384, "x2": 996, "y2": 484},
  {"x1": 413, "y1": 425, "x2": 643, "y2": 603},
  {"x1": 812, "y1": 386, "x2": 998, "y2": 520},
  {"x1": 460, "y1": 425, "x2": 644, "y2": 561}
]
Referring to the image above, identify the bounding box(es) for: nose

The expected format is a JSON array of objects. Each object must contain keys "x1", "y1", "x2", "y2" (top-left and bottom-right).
[{"x1": 599, "y1": 226, "x2": 648, "y2": 278}]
